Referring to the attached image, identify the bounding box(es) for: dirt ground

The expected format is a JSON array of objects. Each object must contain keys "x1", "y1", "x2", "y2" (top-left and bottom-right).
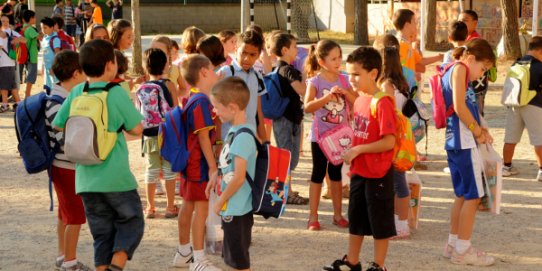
[{"x1": 1, "y1": 65, "x2": 542, "y2": 271}]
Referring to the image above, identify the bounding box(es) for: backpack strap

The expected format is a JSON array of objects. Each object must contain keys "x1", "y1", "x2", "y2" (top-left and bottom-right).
[
  {"x1": 229, "y1": 65, "x2": 235, "y2": 77},
  {"x1": 49, "y1": 35, "x2": 60, "y2": 52},
  {"x1": 370, "y1": 91, "x2": 394, "y2": 118},
  {"x1": 230, "y1": 127, "x2": 260, "y2": 190},
  {"x1": 82, "y1": 82, "x2": 124, "y2": 132},
  {"x1": 441, "y1": 61, "x2": 470, "y2": 118}
]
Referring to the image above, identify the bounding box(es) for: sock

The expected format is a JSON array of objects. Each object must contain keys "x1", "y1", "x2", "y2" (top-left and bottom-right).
[
  {"x1": 504, "y1": 163, "x2": 512, "y2": 168},
  {"x1": 456, "y1": 239, "x2": 471, "y2": 254},
  {"x1": 62, "y1": 258, "x2": 77, "y2": 268},
  {"x1": 394, "y1": 214, "x2": 399, "y2": 224},
  {"x1": 107, "y1": 264, "x2": 123, "y2": 271},
  {"x1": 178, "y1": 243, "x2": 192, "y2": 256},
  {"x1": 193, "y1": 249, "x2": 205, "y2": 262},
  {"x1": 399, "y1": 219, "x2": 409, "y2": 231},
  {"x1": 448, "y1": 234, "x2": 458, "y2": 247}
]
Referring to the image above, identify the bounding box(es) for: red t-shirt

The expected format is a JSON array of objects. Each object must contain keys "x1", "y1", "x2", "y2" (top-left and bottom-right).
[
  {"x1": 350, "y1": 94, "x2": 397, "y2": 178},
  {"x1": 466, "y1": 31, "x2": 481, "y2": 41}
]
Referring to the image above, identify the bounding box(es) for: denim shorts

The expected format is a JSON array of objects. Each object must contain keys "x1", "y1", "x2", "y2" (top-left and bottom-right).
[
  {"x1": 80, "y1": 190, "x2": 145, "y2": 266},
  {"x1": 272, "y1": 116, "x2": 301, "y2": 171},
  {"x1": 21, "y1": 62, "x2": 37, "y2": 84},
  {"x1": 393, "y1": 170, "x2": 410, "y2": 198}
]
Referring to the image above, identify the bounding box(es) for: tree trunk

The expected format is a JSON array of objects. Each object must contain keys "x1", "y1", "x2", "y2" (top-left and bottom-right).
[
  {"x1": 424, "y1": 0, "x2": 438, "y2": 50},
  {"x1": 500, "y1": 0, "x2": 521, "y2": 59},
  {"x1": 131, "y1": 0, "x2": 144, "y2": 76},
  {"x1": 354, "y1": 0, "x2": 369, "y2": 45}
]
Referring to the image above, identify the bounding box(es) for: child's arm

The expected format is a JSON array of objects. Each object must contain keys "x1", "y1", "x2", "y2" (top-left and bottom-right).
[
  {"x1": 418, "y1": 54, "x2": 443, "y2": 66},
  {"x1": 256, "y1": 96, "x2": 268, "y2": 142},
  {"x1": 260, "y1": 50, "x2": 273, "y2": 74},
  {"x1": 176, "y1": 72, "x2": 189, "y2": 101},
  {"x1": 343, "y1": 134, "x2": 395, "y2": 164},
  {"x1": 197, "y1": 128, "x2": 218, "y2": 184},
  {"x1": 381, "y1": 81, "x2": 395, "y2": 97},
  {"x1": 291, "y1": 79, "x2": 306, "y2": 96},
  {"x1": 304, "y1": 83, "x2": 338, "y2": 113},
  {"x1": 339, "y1": 86, "x2": 358, "y2": 105},
  {"x1": 125, "y1": 123, "x2": 143, "y2": 136},
  {"x1": 214, "y1": 155, "x2": 247, "y2": 215}
]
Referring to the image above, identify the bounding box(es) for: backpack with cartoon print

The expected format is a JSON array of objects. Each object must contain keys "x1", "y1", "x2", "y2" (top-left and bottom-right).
[{"x1": 136, "y1": 82, "x2": 172, "y2": 136}]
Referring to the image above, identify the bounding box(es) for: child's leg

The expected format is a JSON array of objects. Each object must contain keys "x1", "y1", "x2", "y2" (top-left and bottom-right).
[
  {"x1": 327, "y1": 163, "x2": 345, "y2": 222},
  {"x1": 145, "y1": 183, "x2": 156, "y2": 211},
  {"x1": 192, "y1": 200, "x2": 209, "y2": 251},
  {"x1": 11, "y1": 88, "x2": 21, "y2": 103},
  {"x1": 346, "y1": 235, "x2": 364, "y2": 265},
  {"x1": 308, "y1": 182, "x2": 322, "y2": 223},
  {"x1": 309, "y1": 142, "x2": 327, "y2": 224},
  {"x1": 162, "y1": 159, "x2": 178, "y2": 211},
  {"x1": 457, "y1": 198, "x2": 480, "y2": 241},
  {"x1": 57, "y1": 219, "x2": 66, "y2": 257},
  {"x1": 450, "y1": 196, "x2": 464, "y2": 235},
  {"x1": 373, "y1": 238, "x2": 390, "y2": 267},
  {"x1": 64, "y1": 224, "x2": 82, "y2": 261},
  {"x1": 178, "y1": 200, "x2": 195, "y2": 245},
  {"x1": 144, "y1": 151, "x2": 161, "y2": 214}
]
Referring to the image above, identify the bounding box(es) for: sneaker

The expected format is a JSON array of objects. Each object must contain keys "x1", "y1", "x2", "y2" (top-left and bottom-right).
[
  {"x1": 502, "y1": 166, "x2": 519, "y2": 177},
  {"x1": 451, "y1": 246, "x2": 495, "y2": 266},
  {"x1": 55, "y1": 257, "x2": 63, "y2": 270},
  {"x1": 173, "y1": 248, "x2": 194, "y2": 268},
  {"x1": 0, "y1": 105, "x2": 9, "y2": 113},
  {"x1": 537, "y1": 170, "x2": 542, "y2": 182},
  {"x1": 156, "y1": 181, "x2": 165, "y2": 195},
  {"x1": 322, "y1": 255, "x2": 362, "y2": 271},
  {"x1": 365, "y1": 262, "x2": 388, "y2": 271},
  {"x1": 189, "y1": 256, "x2": 222, "y2": 271},
  {"x1": 443, "y1": 243, "x2": 454, "y2": 259},
  {"x1": 390, "y1": 227, "x2": 410, "y2": 240},
  {"x1": 60, "y1": 261, "x2": 93, "y2": 271}
]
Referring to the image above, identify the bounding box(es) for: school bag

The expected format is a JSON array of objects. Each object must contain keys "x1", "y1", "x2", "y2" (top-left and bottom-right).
[
  {"x1": 14, "y1": 25, "x2": 38, "y2": 64},
  {"x1": 49, "y1": 35, "x2": 74, "y2": 52},
  {"x1": 370, "y1": 92, "x2": 416, "y2": 172},
  {"x1": 63, "y1": 82, "x2": 122, "y2": 165},
  {"x1": 1, "y1": 31, "x2": 17, "y2": 60},
  {"x1": 400, "y1": 85, "x2": 430, "y2": 155},
  {"x1": 136, "y1": 82, "x2": 172, "y2": 136},
  {"x1": 501, "y1": 60, "x2": 536, "y2": 107},
  {"x1": 226, "y1": 127, "x2": 291, "y2": 219},
  {"x1": 159, "y1": 93, "x2": 206, "y2": 172},
  {"x1": 261, "y1": 67, "x2": 291, "y2": 119},
  {"x1": 429, "y1": 62, "x2": 469, "y2": 129}
]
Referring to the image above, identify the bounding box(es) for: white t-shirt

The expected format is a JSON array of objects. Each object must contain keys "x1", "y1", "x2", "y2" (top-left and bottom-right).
[{"x1": 0, "y1": 29, "x2": 21, "y2": 67}]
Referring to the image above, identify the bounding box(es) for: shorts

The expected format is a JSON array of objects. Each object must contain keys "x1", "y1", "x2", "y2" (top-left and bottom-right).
[
  {"x1": 273, "y1": 116, "x2": 301, "y2": 171},
  {"x1": 447, "y1": 148, "x2": 485, "y2": 200},
  {"x1": 80, "y1": 190, "x2": 144, "y2": 267},
  {"x1": 393, "y1": 170, "x2": 410, "y2": 198},
  {"x1": 222, "y1": 212, "x2": 253, "y2": 269},
  {"x1": 349, "y1": 168, "x2": 396, "y2": 239},
  {"x1": 51, "y1": 166, "x2": 86, "y2": 225},
  {"x1": 0, "y1": 66, "x2": 17, "y2": 90},
  {"x1": 21, "y1": 62, "x2": 37, "y2": 84},
  {"x1": 180, "y1": 178, "x2": 208, "y2": 201},
  {"x1": 310, "y1": 142, "x2": 342, "y2": 184},
  {"x1": 504, "y1": 105, "x2": 542, "y2": 146},
  {"x1": 144, "y1": 151, "x2": 177, "y2": 184}
]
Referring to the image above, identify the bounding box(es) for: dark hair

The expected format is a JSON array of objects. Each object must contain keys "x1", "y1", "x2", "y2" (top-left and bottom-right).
[
  {"x1": 144, "y1": 48, "x2": 167, "y2": 76},
  {"x1": 55, "y1": 0, "x2": 62, "y2": 4},
  {"x1": 196, "y1": 35, "x2": 226, "y2": 67},
  {"x1": 218, "y1": 30, "x2": 236, "y2": 43},
  {"x1": 240, "y1": 29, "x2": 264, "y2": 52},
  {"x1": 40, "y1": 17, "x2": 55, "y2": 28},
  {"x1": 108, "y1": 19, "x2": 132, "y2": 50},
  {"x1": 449, "y1": 21, "x2": 468, "y2": 42},
  {"x1": 461, "y1": 10, "x2": 478, "y2": 21},
  {"x1": 171, "y1": 40, "x2": 179, "y2": 50},
  {"x1": 79, "y1": 39, "x2": 115, "y2": 77},
  {"x1": 181, "y1": 26, "x2": 205, "y2": 54},
  {"x1": 392, "y1": 9, "x2": 415, "y2": 31},
  {"x1": 373, "y1": 35, "x2": 409, "y2": 96},
  {"x1": 528, "y1": 36, "x2": 542, "y2": 51},
  {"x1": 91, "y1": 0, "x2": 98, "y2": 4},
  {"x1": 52, "y1": 15, "x2": 64, "y2": 29},
  {"x1": 211, "y1": 76, "x2": 250, "y2": 110},
  {"x1": 270, "y1": 33, "x2": 296, "y2": 57},
  {"x1": 346, "y1": 47, "x2": 382, "y2": 81},
  {"x1": 22, "y1": 9, "x2": 35, "y2": 23},
  {"x1": 115, "y1": 49, "x2": 128, "y2": 75},
  {"x1": 452, "y1": 38, "x2": 496, "y2": 65},
  {"x1": 245, "y1": 24, "x2": 263, "y2": 36},
  {"x1": 52, "y1": 50, "x2": 81, "y2": 82},
  {"x1": 181, "y1": 54, "x2": 212, "y2": 86},
  {"x1": 304, "y1": 39, "x2": 341, "y2": 78}
]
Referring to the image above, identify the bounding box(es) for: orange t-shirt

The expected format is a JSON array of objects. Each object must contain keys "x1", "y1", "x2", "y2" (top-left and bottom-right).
[
  {"x1": 92, "y1": 6, "x2": 103, "y2": 25},
  {"x1": 399, "y1": 39, "x2": 422, "y2": 74}
]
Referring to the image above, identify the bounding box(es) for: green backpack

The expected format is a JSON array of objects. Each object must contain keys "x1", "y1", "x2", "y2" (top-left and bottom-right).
[{"x1": 501, "y1": 61, "x2": 536, "y2": 107}]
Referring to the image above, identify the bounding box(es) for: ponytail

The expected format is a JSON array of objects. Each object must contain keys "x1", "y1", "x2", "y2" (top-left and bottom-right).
[
  {"x1": 452, "y1": 39, "x2": 496, "y2": 65},
  {"x1": 304, "y1": 44, "x2": 320, "y2": 78},
  {"x1": 303, "y1": 39, "x2": 342, "y2": 78}
]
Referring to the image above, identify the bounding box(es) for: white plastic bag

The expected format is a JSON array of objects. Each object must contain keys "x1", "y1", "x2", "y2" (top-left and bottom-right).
[
  {"x1": 406, "y1": 169, "x2": 422, "y2": 229},
  {"x1": 478, "y1": 144, "x2": 503, "y2": 215},
  {"x1": 205, "y1": 189, "x2": 223, "y2": 255}
]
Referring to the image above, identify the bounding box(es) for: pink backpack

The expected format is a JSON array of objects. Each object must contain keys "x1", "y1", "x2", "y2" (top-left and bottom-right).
[{"x1": 429, "y1": 62, "x2": 469, "y2": 129}]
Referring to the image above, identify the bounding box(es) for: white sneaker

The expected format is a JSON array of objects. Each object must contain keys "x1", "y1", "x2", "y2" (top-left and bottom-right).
[
  {"x1": 537, "y1": 170, "x2": 542, "y2": 182},
  {"x1": 189, "y1": 256, "x2": 222, "y2": 271},
  {"x1": 451, "y1": 246, "x2": 495, "y2": 266},
  {"x1": 173, "y1": 249, "x2": 194, "y2": 268},
  {"x1": 502, "y1": 166, "x2": 519, "y2": 177}
]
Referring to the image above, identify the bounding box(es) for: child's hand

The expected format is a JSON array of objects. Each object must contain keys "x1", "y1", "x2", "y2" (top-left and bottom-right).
[
  {"x1": 343, "y1": 146, "x2": 361, "y2": 165},
  {"x1": 205, "y1": 177, "x2": 216, "y2": 199},
  {"x1": 213, "y1": 200, "x2": 222, "y2": 216}
]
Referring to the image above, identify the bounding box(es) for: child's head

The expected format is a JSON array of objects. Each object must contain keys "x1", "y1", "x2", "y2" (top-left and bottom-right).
[
  {"x1": 346, "y1": 47, "x2": 382, "y2": 93},
  {"x1": 0, "y1": 15, "x2": 9, "y2": 28},
  {"x1": 22, "y1": 9, "x2": 35, "y2": 24},
  {"x1": 55, "y1": 0, "x2": 63, "y2": 6},
  {"x1": 304, "y1": 39, "x2": 342, "y2": 77},
  {"x1": 79, "y1": 39, "x2": 117, "y2": 80},
  {"x1": 218, "y1": 30, "x2": 237, "y2": 55},
  {"x1": 196, "y1": 35, "x2": 226, "y2": 68},
  {"x1": 108, "y1": 19, "x2": 133, "y2": 51},
  {"x1": 269, "y1": 33, "x2": 297, "y2": 61},
  {"x1": 373, "y1": 34, "x2": 409, "y2": 95},
  {"x1": 236, "y1": 30, "x2": 264, "y2": 71},
  {"x1": 90, "y1": 0, "x2": 98, "y2": 6},
  {"x1": 393, "y1": 9, "x2": 417, "y2": 40},
  {"x1": 52, "y1": 50, "x2": 84, "y2": 84},
  {"x1": 210, "y1": 76, "x2": 250, "y2": 123},
  {"x1": 181, "y1": 26, "x2": 205, "y2": 54},
  {"x1": 115, "y1": 49, "x2": 128, "y2": 77},
  {"x1": 40, "y1": 17, "x2": 55, "y2": 35},
  {"x1": 458, "y1": 10, "x2": 478, "y2": 35},
  {"x1": 52, "y1": 16, "x2": 64, "y2": 31},
  {"x1": 150, "y1": 35, "x2": 173, "y2": 62},
  {"x1": 144, "y1": 48, "x2": 167, "y2": 77},
  {"x1": 180, "y1": 54, "x2": 218, "y2": 88},
  {"x1": 245, "y1": 24, "x2": 263, "y2": 36},
  {"x1": 528, "y1": 36, "x2": 542, "y2": 61},
  {"x1": 171, "y1": 40, "x2": 180, "y2": 60},
  {"x1": 448, "y1": 21, "x2": 468, "y2": 43},
  {"x1": 452, "y1": 38, "x2": 496, "y2": 80},
  {"x1": 86, "y1": 24, "x2": 109, "y2": 41}
]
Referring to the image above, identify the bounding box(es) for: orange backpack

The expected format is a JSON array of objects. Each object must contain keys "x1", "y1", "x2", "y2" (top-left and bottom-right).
[{"x1": 370, "y1": 92, "x2": 416, "y2": 172}]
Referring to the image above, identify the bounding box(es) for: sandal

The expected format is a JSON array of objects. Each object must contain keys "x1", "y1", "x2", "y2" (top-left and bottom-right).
[
  {"x1": 287, "y1": 193, "x2": 308, "y2": 205},
  {"x1": 332, "y1": 217, "x2": 349, "y2": 228},
  {"x1": 145, "y1": 208, "x2": 156, "y2": 219},
  {"x1": 165, "y1": 205, "x2": 179, "y2": 218},
  {"x1": 307, "y1": 220, "x2": 321, "y2": 231}
]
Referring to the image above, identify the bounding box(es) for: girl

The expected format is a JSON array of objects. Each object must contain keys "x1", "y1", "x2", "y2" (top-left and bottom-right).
[
  {"x1": 181, "y1": 26, "x2": 205, "y2": 55},
  {"x1": 151, "y1": 35, "x2": 186, "y2": 103},
  {"x1": 303, "y1": 40, "x2": 357, "y2": 230},
  {"x1": 84, "y1": 24, "x2": 109, "y2": 42},
  {"x1": 441, "y1": 38, "x2": 495, "y2": 266},
  {"x1": 107, "y1": 19, "x2": 133, "y2": 51},
  {"x1": 217, "y1": 30, "x2": 237, "y2": 66},
  {"x1": 374, "y1": 34, "x2": 412, "y2": 239},
  {"x1": 196, "y1": 35, "x2": 227, "y2": 68},
  {"x1": 171, "y1": 40, "x2": 181, "y2": 65}
]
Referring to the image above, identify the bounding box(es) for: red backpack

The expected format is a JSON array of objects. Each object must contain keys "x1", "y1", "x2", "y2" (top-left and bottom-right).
[
  {"x1": 15, "y1": 25, "x2": 30, "y2": 64},
  {"x1": 428, "y1": 62, "x2": 469, "y2": 129},
  {"x1": 49, "y1": 34, "x2": 75, "y2": 52}
]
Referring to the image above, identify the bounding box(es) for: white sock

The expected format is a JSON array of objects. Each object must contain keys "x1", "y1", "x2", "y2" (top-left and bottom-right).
[
  {"x1": 193, "y1": 249, "x2": 205, "y2": 262},
  {"x1": 394, "y1": 214, "x2": 399, "y2": 224},
  {"x1": 448, "y1": 234, "x2": 458, "y2": 247},
  {"x1": 177, "y1": 243, "x2": 192, "y2": 256},
  {"x1": 62, "y1": 258, "x2": 77, "y2": 268},
  {"x1": 398, "y1": 219, "x2": 409, "y2": 231},
  {"x1": 456, "y1": 239, "x2": 471, "y2": 254}
]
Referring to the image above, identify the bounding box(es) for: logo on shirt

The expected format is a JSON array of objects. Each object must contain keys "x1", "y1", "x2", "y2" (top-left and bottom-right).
[
  {"x1": 353, "y1": 114, "x2": 370, "y2": 139},
  {"x1": 321, "y1": 88, "x2": 346, "y2": 124}
]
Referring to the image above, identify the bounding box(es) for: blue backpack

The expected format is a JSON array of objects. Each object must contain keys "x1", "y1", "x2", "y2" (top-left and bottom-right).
[
  {"x1": 261, "y1": 67, "x2": 290, "y2": 119},
  {"x1": 159, "y1": 93, "x2": 206, "y2": 172}
]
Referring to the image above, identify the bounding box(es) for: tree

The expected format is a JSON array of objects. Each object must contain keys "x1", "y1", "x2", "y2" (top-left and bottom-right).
[
  {"x1": 424, "y1": 0, "x2": 438, "y2": 50},
  {"x1": 500, "y1": 0, "x2": 521, "y2": 59},
  {"x1": 354, "y1": 0, "x2": 369, "y2": 45},
  {"x1": 131, "y1": 0, "x2": 144, "y2": 75}
]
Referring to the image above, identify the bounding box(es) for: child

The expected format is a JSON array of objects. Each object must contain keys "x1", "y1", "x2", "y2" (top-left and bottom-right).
[
  {"x1": 63, "y1": 0, "x2": 77, "y2": 38},
  {"x1": 181, "y1": 26, "x2": 205, "y2": 55},
  {"x1": 208, "y1": 76, "x2": 257, "y2": 271},
  {"x1": 138, "y1": 48, "x2": 178, "y2": 219},
  {"x1": 40, "y1": 17, "x2": 61, "y2": 88},
  {"x1": 268, "y1": 32, "x2": 308, "y2": 205},
  {"x1": 171, "y1": 40, "x2": 181, "y2": 64},
  {"x1": 217, "y1": 29, "x2": 237, "y2": 66},
  {"x1": 443, "y1": 21, "x2": 468, "y2": 64},
  {"x1": 303, "y1": 40, "x2": 356, "y2": 230},
  {"x1": 0, "y1": 14, "x2": 24, "y2": 112},
  {"x1": 21, "y1": 9, "x2": 39, "y2": 99},
  {"x1": 52, "y1": 16, "x2": 76, "y2": 50},
  {"x1": 90, "y1": 0, "x2": 103, "y2": 25},
  {"x1": 108, "y1": 19, "x2": 133, "y2": 51},
  {"x1": 172, "y1": 54, "x2": 221, "y2": 270},
  {"x1": 245, "y1": 24, "x2": 272, "y2": 75},
  {"x1": 196, "y1": 35, "x2": 227, "y2": 69},
  {"x1": 458, "y1": 10, "x2": 480, "y2": 41},
  {"x1": 150, "y1": 35, "x2": 185, "y2": 102},
  {"x1": 440, "y1": 39, "x2": 495, "y2": 266},
  {"x1": 52, "y1": 39, "x2": 144, "y2": 271},
  {"x1": 46, "y1": 50, "x2": 91, "y2": 271},
  {"x1": 502, "y1": 37, "x2": 542, "y2": 179},
  {"x1": 113, "y1": 49, "x2": 130, "y2": 95},
  {"x1": 323, "y1": 47, "x2": 397, "y2": 271},
  {"x1": 85, "y1": 24, "x2": 109, "y2": 42}
]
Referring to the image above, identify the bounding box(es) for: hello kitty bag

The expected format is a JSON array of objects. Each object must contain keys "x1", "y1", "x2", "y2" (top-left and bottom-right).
[{"x1": 314, "y1": 75, "x2": 353, "y2": 166}]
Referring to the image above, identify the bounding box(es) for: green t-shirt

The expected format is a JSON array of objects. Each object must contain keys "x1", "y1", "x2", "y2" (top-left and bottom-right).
[
  {"x1": 52, "y1": 82, "x2": 144, "y2": 194},
  {"x1": 23, "y1": 24, "x2": 39, "y2": 64}
]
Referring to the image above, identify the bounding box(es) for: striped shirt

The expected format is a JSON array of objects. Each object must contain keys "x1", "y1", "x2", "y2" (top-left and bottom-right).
[
  {"x1": 64, "y1": 4, "x2": 76, "y2": 25},
  {"x1": 45, "y1": 84, "x2": 75, "y2": 170}
]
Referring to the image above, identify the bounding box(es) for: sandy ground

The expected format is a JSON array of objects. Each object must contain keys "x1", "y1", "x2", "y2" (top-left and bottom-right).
[{"x1": 1, "y1": 64, "x2": 542, "y2": 271}]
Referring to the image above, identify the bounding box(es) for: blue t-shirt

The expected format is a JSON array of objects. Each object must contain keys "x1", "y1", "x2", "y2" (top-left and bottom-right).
[
  {"x1": 218, "y1": 124, "x2": 257, "y2": 217},
  {"x1": 42, "y1": 32, "x2": 60, "y2": 69}
]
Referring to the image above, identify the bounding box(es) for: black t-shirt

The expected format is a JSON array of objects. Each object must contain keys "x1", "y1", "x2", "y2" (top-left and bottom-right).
[
  {"x1": 276, "y1": 61, "x2": 303, "y2": 124},
  {"x1": 517, "y1": 55, "x2": 542, "y2": 108}
]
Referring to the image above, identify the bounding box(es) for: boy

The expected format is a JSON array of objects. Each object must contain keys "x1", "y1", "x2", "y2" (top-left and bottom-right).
[
  {"x1": 45, "y1": 50, "x2": 90, "y2": 271},
  {"x1": 53, "y1": 0, "x2": 64, "y2": 17},
  {"x1": 52, "y1": 16, "x2": 76, "y2": 50},
  {"x1": 502, "y1": 36, "x2": 542, "y2": 180},
  {"x1": 323, "y1": 47, "x2": 396, "y2": 271},
  {"x1": 40, "y1": 17, "x2": 60, "y2": 88},
  {"x1": 52, "y1": 39, "x2": 144, "y2": 271},
  {"x1": 443, "y1": 21, "x2": 468, "y2": 64},
  {"x1": 63, "y1": 0, "x2": 77, "y2": 38},
  {"x1": 21, "y1": 9, "x2": 40, "y2": 99},
  {"x1": 268, "y1": 32, "x2": 308, "y2": 205},
  {"x1": 173, "y1": 54, "x2": 221, "y2": 271},
  {"x1": 458, "y1": 10, "x2": 480, "y2": 41},
  {"x1": 208, "y1": 77, "x2": 257, "y2": 271},
  {"x1": 0, "y1": 14, "x2": 25, "y2": 112},
  {"x1": 90, "y1": 0, "x2": 103, "y2": 25}
]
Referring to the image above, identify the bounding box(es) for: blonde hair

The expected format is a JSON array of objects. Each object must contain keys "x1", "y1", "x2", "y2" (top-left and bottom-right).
[
  {"x1": 211, "y1": 77, "x2": 250, "y2": 110},
  {"x1": 181, "y1": 26, "x2": 205, "y2": 54},
  {"x1": 180, "y1": 54, "x2": 211, "y2": 86}
]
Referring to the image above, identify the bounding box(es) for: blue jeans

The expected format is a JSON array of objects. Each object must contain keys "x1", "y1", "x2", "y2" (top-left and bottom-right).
[
  {"x1": 80, "y1": 190, "x2": 145, "y2": 267},
  {"x1": 272, "y1": 116, "x2": 301, "y2": 171}
]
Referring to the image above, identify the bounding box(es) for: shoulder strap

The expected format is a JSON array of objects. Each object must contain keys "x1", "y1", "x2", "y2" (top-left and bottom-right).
[
  {"x1": 49, "y1": 35, "x2": 60, "y2": 51},
  {"x1": 229, "y1": 65, "x2": 235, "y2": 77},
  {"x1": 231, "y1": 127, "x2": 260, "y2": 188},
  {"x1": 370, "y1": 92, "x2": 393, "y2": 117},
  {"x1": 339, "y1": 74, "x2": 348, "y2": 89}
]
